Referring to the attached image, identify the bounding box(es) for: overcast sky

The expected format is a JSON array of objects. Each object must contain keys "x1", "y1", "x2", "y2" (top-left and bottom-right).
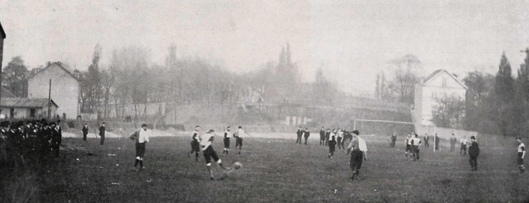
[{"x1": 1, "y1": 0, "x2": 529, "y2": 95}]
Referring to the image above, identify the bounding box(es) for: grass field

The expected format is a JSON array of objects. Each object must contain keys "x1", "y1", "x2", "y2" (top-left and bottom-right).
[{"x1": 4, "y1": 133, "x2": 529, "y2": 203}]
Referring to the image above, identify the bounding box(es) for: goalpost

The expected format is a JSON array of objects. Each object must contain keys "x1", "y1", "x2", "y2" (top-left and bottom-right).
[{"x1": 352, "y1": 119, "x2": 438, "y2": 152}]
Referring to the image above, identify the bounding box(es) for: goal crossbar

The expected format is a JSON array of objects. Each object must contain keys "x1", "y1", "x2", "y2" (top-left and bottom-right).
[{"x1": 353, "y1": 119, "x2": 414, "y2": 130}]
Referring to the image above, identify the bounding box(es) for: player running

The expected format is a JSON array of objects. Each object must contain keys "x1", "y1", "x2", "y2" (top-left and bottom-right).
[
  {"x1": 200, "y1": 129, "x2": 231, "y2": 180},
  {"x1": 347, "y1": 130, "x2": 367, "y2": 180}
]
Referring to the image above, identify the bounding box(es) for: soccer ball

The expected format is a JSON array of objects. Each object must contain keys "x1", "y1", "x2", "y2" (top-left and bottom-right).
[{"x1": 234, "y1": 162, "x2": 242, "y2": 170}]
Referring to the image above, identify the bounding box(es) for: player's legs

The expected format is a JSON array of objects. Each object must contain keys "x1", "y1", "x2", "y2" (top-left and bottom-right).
[
  {"x1": 518, "y1": 153, "x2": 525, "y2": 173},
  {"x1": 236, "y1": 138, "x2": 243, "y2": 154}
]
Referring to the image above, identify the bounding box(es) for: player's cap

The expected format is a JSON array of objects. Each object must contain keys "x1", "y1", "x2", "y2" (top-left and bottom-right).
[
  {"x1": 516, "y1": 137, "x2": 522, "y2": 140},
  {"x1": 208, "y1": 129, "x2": 215, "y2": 133},
  {"x1": 239, "y1": 126, "x2": 242, "y2": 128},
  {"x1": 102, "y1": 122, "x2": 106, "y2": 124},
  {"x1": 196, "y1": 125, "x2": 200, "y2": 128},
  {"x1": 470, "y1": 136, "x2": 476, "y2": 140},
  {"x1": 352, "y1": 130, "x2": 359, "y2": 135},
  {"x1": 141, "y1": 123, "x2": 147, "y2": 127}
]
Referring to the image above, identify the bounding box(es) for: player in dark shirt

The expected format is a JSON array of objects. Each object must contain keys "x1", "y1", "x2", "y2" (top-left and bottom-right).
[{"x1": 468, "y1": 136, "x2": 479, "y2": 171}]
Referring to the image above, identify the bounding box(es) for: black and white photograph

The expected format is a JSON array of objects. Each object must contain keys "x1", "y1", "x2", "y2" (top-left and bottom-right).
[{"x1": 0, "y1": 0, "x2": 528, "y2": 202}]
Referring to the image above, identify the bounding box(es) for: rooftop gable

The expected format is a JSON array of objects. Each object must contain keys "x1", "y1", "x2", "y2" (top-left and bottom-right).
[
  {"x1": 27, "y1": 62, "x2": 80, "y2": 82},
  {"x1": 423, "y1": 69, "x2": 467, "y2": 89}
]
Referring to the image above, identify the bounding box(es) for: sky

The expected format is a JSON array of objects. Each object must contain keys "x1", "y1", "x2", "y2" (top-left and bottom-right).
[{"x1": 1, "y1": 0, "x2": 529, "y2": 95}]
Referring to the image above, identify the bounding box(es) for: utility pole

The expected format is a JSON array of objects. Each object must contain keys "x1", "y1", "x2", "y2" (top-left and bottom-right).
[
  {"x1": 48, "y1": 79, "x2": 51, "y2": 119},
  {"x1": 0, "y1": 22, "x2": 7, "y2": 117}
]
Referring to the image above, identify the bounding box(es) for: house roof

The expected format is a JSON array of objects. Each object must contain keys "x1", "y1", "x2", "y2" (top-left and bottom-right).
[
  {"x1": 27, "y1": 62, "x2": 80, "y2": 82},
  {"x1": 1, "y1": 87, "x2": 16, "y2": 97},
  {"x1": 0, "y1": 97, "x2": 58, "y2": 108},
  {"x1": 422, "y1": 69, "x2": 467, "y2": 89},
  {"x1": 0, "y1": 22, "x2": 5, "y2": 39}
]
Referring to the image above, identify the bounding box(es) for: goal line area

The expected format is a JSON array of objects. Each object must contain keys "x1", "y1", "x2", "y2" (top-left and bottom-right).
[{"x1": 352, "y1": 119, "x2": 415, "y2": 136}]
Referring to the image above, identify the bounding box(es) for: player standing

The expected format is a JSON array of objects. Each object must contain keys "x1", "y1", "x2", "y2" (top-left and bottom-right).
[
  {"x1": 99, "y1": 122, "x2": 106, "y2": 145},
  {"x1": 450, "y1": 133, "x2": 457, "y2": 152},
  {"x1": 187, "y1": 125, "x2": 201, "y2": 161},
  {"x1": 319, "y1": 127, "x2": 325, "y2": 145},
  {"x1": 405, "y1": 134, "x2": 412, "y2": 158},
  {"x1": 328, "y1": 129, "x2": 337, "y2": 159},
  {"x1": 516, "y1": 137, "x2": 525, "y2": 174},
  {"x1": 411, "y1": 134, "x2": 422, "y2": 161},
  {"x1": 303, "y1": 128, "x2": 310, "y2": 145},
  {"x1": 296, "y1": 127, "x2": 303, "y2": 144},
  {"x1": 390, "y1": 132, "x2": 397, "y2": 148},
  {"x1": 423, "y1": 133, "x2": 429, "y2": 148},
  {"x1": 200, "y1": 129, "x2": 230, "y2": 180},
  {"x1": 346, "y1": 130, "x2": 367, "y2": 180},
  {"x1": 324, "y1": 129, "x2": 330, "y2": 146},
  {"x1": 460, "y1": 136, "x2": 467, "y2": 156},
  {"x1": 223, "y1": 126, "x2": 231, "y2": 154},
  {"x1": 337, "y1": 129, "x2": 344, "y2": 150},
  {"x1": 468, "y1": 136, "x2": 479, "y2": 171},
  {"x1": 235, "y1": 126, "x2": 245, "y2": 154},
  {"x1": 130, "y1": 123, "x2": 150, "y2": 171}
]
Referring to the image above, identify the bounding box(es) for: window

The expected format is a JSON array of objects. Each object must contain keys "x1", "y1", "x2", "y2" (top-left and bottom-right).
[
  {"x1": 30, "y1": 109, "x2": 36, "y2": 117},
  {"x1": 442, "y1": 77, "x2": 447, "y2": 87}
]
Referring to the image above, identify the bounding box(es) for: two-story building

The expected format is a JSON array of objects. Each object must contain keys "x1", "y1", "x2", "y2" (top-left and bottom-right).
[
  {"x1": 27, "y1": 62, "x2": 80, "y2": 120},
  {"x1": 414, "y1": 69, "x2": 467, "y2": 135}
]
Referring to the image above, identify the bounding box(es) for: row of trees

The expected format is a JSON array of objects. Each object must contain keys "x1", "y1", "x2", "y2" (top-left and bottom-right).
[{"x1": 1, "y1": 42, "x2": 343, "y2": 120}]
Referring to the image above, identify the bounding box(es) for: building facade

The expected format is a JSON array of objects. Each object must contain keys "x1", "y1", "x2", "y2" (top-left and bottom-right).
[
  {"x1": 414, "y1": 69, "x2": 467, "y2": 134},
  {"x1": 0, "y1": 97, "x2": 58, "y2": 119},
  {"x1": 27, "y1": 62, "x2": 80, "y2": 120}
]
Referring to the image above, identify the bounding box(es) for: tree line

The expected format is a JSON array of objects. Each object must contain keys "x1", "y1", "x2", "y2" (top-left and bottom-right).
[{"x1": 1, "y1": 43, "x2": 342, "y2": 120}]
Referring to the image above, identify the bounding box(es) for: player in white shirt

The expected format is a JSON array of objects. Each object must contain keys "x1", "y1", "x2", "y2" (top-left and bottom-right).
[
  {"x1": 516, "y1": 137, "x2": 525, "y2": 173},
  {"x1": 411, "y1": 134, "x2": 422, "y2": 161},
  {"x1": 200, "y1": 129, "x2": 230, "y2": 180},
  {"x1": 234, "y1": 126, "x2": 245, "y2": 154},
  {"x1": 129, "y1": 123, "x2": 150, "y2": 171}
]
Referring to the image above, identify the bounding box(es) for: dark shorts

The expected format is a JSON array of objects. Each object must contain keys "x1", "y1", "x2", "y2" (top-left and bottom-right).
[
  {"x1": 329, "y1": 141, "x2": 336, "y2": 152},
  {"x1": 191, "y1": 140, "x2": 199, "y2": 152},
  {"x1": 224, "y1": 138, "x2": 230, "y2": 148},
  {"x1": 350, "y1": 149, "x2": 364, "y2": 170},
  {"x1": 236, "y1": 138, "x2": 243, "y2": 147},
  {"x1": 406, "y1": 145, "x2": 411, "y2": 152},
  {"x1": 203, "y1": 146, "x2": 220, "y2": 164},
  {"x1": 136, "y1": 142, "x2": 146, "y2": 157},
  {"x1": 412, "y1": 146, "x2": 420, "y2": 153},
  {"x1": 518, "y1": 152, "x2": 524, "y2": 165}
]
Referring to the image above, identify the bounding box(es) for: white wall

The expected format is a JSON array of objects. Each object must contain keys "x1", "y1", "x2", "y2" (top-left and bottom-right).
[
  {"x1": 28, "y1": 63, "x2": 79, "y2": 119},
  {"x1": 420, "y1": 72, "x2": 466, "y2": 121}
]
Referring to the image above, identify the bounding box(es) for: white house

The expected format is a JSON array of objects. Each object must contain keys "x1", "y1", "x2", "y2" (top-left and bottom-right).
[
  {"x1": 27, "y1": 62, "x2": 80, "y2": 120},
  {"x1": 414, "y1": 69, "x2": 467, "y2": 128}
]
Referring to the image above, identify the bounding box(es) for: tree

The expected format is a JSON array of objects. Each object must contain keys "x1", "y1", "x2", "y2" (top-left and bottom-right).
[
  {"x1": 492, "y1": 53, "x2": 515, "y2": 136},
  {"x1": 432, "y1": 95, "x2": 466, "y2": 129},
  {"x1": 463, "y1": 70, "x2": 496, "y2": 132},
  {"x1": 3, "y1": 56, "x2": 29, "y2": 97},
  {"x1": 387, "y1": 54, "x2": 422, "y2": 104}
]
